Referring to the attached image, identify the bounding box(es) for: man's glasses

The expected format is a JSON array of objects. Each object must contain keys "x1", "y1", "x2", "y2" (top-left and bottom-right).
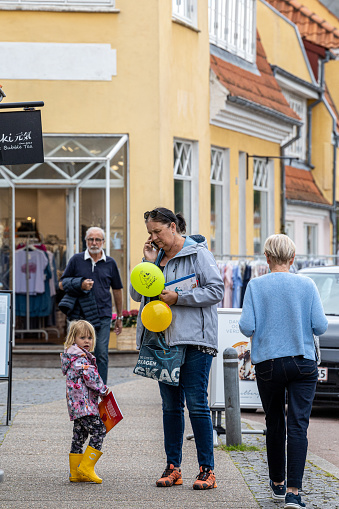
[
  {"x1": 87, "y1": 237, "x2": 104, "y2": 243},
  {"x1": 144, "y1": 209, "x2": 173, "y2": 222}
]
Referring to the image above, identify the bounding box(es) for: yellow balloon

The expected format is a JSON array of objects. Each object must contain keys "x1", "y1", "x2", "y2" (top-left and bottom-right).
[
  {"x1": 141, "y1": 300, "x2": 172, "y2": 332},
  {"x1": 130, "y1": 262, "x2": 165, "y2": 297}
]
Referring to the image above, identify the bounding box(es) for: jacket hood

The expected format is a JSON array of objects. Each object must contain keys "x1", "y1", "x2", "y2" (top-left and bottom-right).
[
  {"x1": 60, "y1": 344, "x2": 94, "y2": 375},
  {"x1": 188, "y1": 234, "x2": 206, "y2": 244},
  {"x1": 178, "y1": 235, "x2": 209, "y2": 256}
]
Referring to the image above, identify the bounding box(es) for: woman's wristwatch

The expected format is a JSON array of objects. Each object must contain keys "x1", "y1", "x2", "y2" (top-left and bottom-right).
[{"x1": 116, "y1": 316, "x2": 124, "y2": 321}]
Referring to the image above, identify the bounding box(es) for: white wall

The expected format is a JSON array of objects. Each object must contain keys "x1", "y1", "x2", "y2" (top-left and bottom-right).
[{"x1": 286, "y1": 204, "x2": 331, "y2": 256}]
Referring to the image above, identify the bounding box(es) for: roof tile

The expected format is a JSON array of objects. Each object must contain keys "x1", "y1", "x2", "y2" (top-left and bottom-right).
[
  {"x1": 285, "y1": 166, "x2": 330, "y2": 204},
  {"x1": 267, "y1": 0, "x2": 339, "y2": 48},
  {"x1": 210, "y1": 32, "x2": 299, "y2": 121}
]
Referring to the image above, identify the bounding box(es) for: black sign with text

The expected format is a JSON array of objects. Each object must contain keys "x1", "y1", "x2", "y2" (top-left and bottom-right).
[{"x1": 0, "y1": 110, "x2": 44, "y2": 165}]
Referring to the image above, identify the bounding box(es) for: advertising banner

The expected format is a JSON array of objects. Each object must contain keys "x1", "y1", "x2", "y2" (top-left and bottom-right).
[
  {"x1": 209, "y1": 308, "x2": 262, "y2": 409},
  {"x1": 0, "y1": 110, "x2": 44, "y2": 165}
]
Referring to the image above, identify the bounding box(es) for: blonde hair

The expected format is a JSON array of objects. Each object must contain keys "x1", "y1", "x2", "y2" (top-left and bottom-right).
[
  {"x1": 64, "y1": 320, "x2": 96, "y2": 351},
  {"x1": 264, "y1": 234, "x2": 296, "y2": 264}
]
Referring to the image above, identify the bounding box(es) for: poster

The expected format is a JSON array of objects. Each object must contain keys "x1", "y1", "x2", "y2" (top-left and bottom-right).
[
  {"x1": 209, "y1": 308, "x2": 262, "y2": 409},
  {"x1": 0, "y1": 292, "x2": 10, "y2": 378}
]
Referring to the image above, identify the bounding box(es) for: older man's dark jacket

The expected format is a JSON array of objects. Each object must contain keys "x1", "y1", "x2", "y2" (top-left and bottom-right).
[{"x1": 58, "y1": 277, "x2": 101, "y2": 328}]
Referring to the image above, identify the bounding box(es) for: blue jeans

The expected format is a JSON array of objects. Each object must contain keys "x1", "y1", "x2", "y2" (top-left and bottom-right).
[
  {"x1": 158, "y1": 346, "x2": 214, "y2": 469},
  {"x1": 255, "y1": 356, "x2": 318, "y2": 489},
  {"x1": 94, "y1": 316, "x2": 111, "y2": 385}
]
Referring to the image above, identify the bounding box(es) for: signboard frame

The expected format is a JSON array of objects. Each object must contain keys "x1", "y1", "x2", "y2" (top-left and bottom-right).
[
  {"x1": 0, "y1": 109, "x2": 44, "y2": 165},
  {"x1": 0, "y1": 291, "x2": 13, "y2": 424},
  {"x1": 209, "y1": 308, "x2": 262, "y2": 410}
]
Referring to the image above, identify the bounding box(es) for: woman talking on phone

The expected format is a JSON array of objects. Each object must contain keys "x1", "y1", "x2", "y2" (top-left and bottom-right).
[{"x1": 130, "y1": 207, "x2": 224, "y2": 490}]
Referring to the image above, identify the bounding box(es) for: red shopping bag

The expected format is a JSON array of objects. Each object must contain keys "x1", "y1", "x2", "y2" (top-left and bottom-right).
[{"x1": 98, "y1": 391, "x2": 123, "y2": 433}]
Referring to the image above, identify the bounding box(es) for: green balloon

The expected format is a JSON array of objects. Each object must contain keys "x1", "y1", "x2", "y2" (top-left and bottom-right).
[{"x1": 130, "y1": 262, "x2": 165, "y2": 297}]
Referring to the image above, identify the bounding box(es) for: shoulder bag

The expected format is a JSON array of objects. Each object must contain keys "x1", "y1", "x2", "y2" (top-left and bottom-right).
[{"x1": 133, "y1": 250, "x2": 186, "y2": 386}]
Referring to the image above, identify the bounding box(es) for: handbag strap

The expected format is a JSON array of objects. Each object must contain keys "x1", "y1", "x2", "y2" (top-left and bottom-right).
[{"x1": 140, "y1": 249, "x2": 165, "y2": 346}]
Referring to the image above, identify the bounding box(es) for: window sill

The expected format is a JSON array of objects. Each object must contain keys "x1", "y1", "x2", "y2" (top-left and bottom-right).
[
  {"x1": 0, "y1": 4, "x2": 120, "y2": 12},
  {"x1": 172, "y1": 16, "x2": 200, "y2": 33}
]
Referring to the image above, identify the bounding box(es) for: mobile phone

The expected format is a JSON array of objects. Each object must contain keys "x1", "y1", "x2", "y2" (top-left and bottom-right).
[{"x1": 151, "y1": 241, "x2": 159, "y2": 250}]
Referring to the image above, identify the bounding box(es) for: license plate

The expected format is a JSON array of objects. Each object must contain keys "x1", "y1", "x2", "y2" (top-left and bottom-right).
[{"x1": 318, "y1": 367, "x2": 328, "y2": 381}]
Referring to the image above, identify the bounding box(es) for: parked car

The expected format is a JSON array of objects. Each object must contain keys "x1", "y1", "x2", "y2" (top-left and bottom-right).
[{"x1": 298, "y1": 266, "x2": 339, "y2": 407}]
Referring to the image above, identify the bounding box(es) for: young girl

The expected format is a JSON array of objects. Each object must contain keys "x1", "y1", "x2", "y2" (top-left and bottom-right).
[{"x1": 61, "y1": 320, "x2": 108, "y2": 484}]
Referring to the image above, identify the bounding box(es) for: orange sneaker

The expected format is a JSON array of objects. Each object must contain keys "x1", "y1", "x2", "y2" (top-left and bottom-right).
[
  {"x1": 156, "y1": 464, "x2": 183, "y2": 487},
  {"x1": 193, "y1": 466, "x2": 217, "y2": 490}
]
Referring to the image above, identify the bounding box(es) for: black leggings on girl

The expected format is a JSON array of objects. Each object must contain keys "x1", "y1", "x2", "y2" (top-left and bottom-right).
[{"x1": 70, "y1": 415, "x2": 106, "y2": 453}]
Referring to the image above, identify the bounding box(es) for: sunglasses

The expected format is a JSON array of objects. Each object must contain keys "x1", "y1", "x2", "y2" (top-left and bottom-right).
[
  {"x1": 144, "y1": 210, "x2": 174, "y2": 222},
  {"x1": 87, "y1": 237, "x2": 104, "y2": 243}
]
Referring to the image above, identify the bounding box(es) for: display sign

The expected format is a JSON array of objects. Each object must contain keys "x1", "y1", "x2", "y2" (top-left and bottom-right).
[
  {"x1": 209, "y1": 308, "x2": 262, "y2": 410},
  {"x1": 0, "y1": 292, "x2": 11, "y2": 378},
  {"x1": 0, "y1": 110, "x2": 44, "y2": 165}
]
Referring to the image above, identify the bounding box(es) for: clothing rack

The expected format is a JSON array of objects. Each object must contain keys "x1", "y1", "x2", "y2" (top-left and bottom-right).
[{"x1": 15, "y1": 234, "x2": 49, "y2": 341}]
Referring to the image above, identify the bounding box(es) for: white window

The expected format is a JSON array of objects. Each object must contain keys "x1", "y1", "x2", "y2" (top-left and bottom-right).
[
  {"x1": 172, "y1": 0, "x2": 197, "y2": 27},
  {"x1": 211, "y1": 147, "x2": 228, "y2": 256},
  {"x1": 253, "y1": 158, "x2": 269, "y2": 255},
  {"x1": 174, "y1": 139, "x2": 199, "y2": 234},
  {"x1": 208, "y1": 0, "x2": 256, "y2": 63},
  {"x1": 285, "y1": 221, "x2": 295, "y2": 241},
  {"x1": 305, "y1": 223, "x2": 318, "y2": 255},
  {"x1": 282, "y1": 91, "x2": 307, "y2": 160},
  {"x1": 0, "y1": 0, "x2": 115, "y2": 9}
]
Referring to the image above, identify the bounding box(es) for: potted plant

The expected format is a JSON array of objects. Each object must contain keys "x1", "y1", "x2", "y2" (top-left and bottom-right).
[{"x1": 109, "y1": 310, "x2": 138, "y2": 350}]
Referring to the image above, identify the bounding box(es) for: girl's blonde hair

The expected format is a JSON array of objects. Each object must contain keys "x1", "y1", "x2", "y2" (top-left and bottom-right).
[
  {"x1": 64, "y1": 320, "x2": 96, "y2": 351},
  {"x1": 264, "y1": 234, "x2": 296, "y2": 264}
]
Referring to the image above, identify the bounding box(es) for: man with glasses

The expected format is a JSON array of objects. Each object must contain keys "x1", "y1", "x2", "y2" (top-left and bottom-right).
[{"x1": 59, "y1": 227, "x2": 123, "y2": 384}]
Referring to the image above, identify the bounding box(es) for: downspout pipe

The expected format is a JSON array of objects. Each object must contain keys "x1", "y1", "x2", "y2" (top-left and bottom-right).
[
  {"x1": 280, "y1": 126, "x2": 302, "y2": 234},
  {"x1": 307, "y1": 51, "x2": 330, "y2": 167},
  {"x1": 331, "y1": 128, "x2": 338, "y2": 259}
]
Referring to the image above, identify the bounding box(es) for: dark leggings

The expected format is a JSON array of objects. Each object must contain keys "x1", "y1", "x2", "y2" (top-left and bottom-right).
[{"x1": 70, "y1": 415, "x2": 106, "y2": 453}]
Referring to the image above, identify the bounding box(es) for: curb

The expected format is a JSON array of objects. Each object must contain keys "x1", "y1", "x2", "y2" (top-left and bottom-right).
[{"x1": 242, "y1": 417, "x2": 339, "y2": 480}]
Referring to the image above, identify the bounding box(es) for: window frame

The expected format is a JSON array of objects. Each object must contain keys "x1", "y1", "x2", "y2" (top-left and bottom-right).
[
  {"x1": 208, "y1": 0, "x2": 256, "y2": 64},
  {"x1": 285, "y1": 220, "x2": 295, "y2": 241},
  {"x1": 173, "y1": 138, "x2": 199, "y2": 234},
  {"x1": 253, "y1": 157, "x2": 274, "y2": 255},
  {"x1": 172, "y1": 0, "x2": 197, "y2": 28},
  {"x1": 305, "y1": 223, "x2": 318, "y2": 256},
  {"x1": 282, "y1": 90, "x2": 307, "y2": 161},
  {"x1": 210, "y1": 146, "x2": 229, "y2": 256}
]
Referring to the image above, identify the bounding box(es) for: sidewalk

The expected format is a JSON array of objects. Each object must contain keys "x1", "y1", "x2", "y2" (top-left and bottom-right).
[
  {"x1": 1, "y1": 375, "x2": 339, "y2": 508},
  {"x1": 0, "y1": 377, "x2": 259, "y2": 509}
]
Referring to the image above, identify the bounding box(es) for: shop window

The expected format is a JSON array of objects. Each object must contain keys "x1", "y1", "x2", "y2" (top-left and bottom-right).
[
  {"x1": 253, "y1": 158, "x2": 268, "y2": 255},
  {"x1": 282, "y1": 91, "x2": 307, "y2": 160},
  {"x1": 210, "y1": 147, "x2": 226, "y2": 256},
  {"x1": 209, "y1": 0, "x2": 256, "y2": 63},
  {"x1": 305, "y1": 223, "x2": 317, "y2": 255},
  {"x1": 172, "y1": 0, "x2": 197, "y2": 27},
  {"x1": 0, "y1": 0, "x2": 115, "y2": 10}
]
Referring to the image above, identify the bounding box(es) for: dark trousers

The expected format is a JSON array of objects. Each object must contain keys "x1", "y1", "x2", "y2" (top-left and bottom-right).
[
  {"x1": 94, "y1": 316, "x2": 112, "y2": 385},
  {"x1": 158, "y1": 346, "x2": 214, "y2": 469},
  {"x1": 255, "y1": 356, "x2": 318, "y2": 489},
  {"x1": 70, "y1": 415, "x2": 106, "y2": 454}
]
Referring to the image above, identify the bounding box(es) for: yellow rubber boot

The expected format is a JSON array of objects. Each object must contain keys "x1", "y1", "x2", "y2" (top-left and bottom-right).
[
  {"x1": 69, "y1": 454, "x2": 91, "y2": 482},
  {"x1": 77, "y1": 445, "x2": 103, "y2": 484}
]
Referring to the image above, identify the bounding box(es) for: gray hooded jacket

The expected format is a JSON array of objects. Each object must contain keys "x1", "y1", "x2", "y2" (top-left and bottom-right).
[{"x1": 130, "y1": 236, "x2": 224, "y2": 351}]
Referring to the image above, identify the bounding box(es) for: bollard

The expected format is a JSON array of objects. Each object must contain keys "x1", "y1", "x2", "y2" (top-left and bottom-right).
[
  {"x1": 0, "y1": 469, "x2": 3, "y2": 482},
  {"x1": 223, "y1": 347, "x2": 242, "y2": 446}
]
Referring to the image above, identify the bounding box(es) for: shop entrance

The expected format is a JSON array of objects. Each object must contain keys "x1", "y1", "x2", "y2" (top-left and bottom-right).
[{"x1": 0, "y1": 134, "x2": 129, "y2": 345}]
